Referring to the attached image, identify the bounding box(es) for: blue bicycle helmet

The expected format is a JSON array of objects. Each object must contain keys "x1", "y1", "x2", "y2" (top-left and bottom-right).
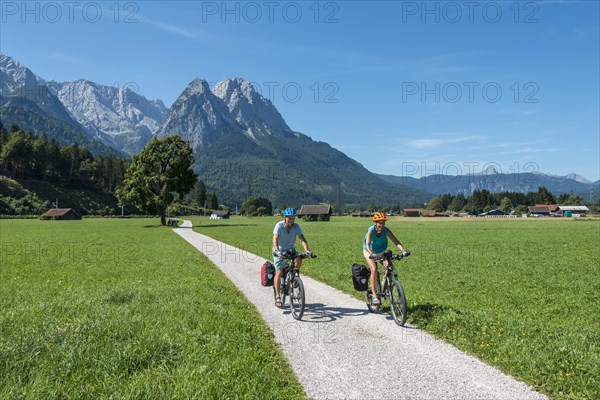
[{"x1": 282, "y1": 207, "x2": 297, "y2": 217}]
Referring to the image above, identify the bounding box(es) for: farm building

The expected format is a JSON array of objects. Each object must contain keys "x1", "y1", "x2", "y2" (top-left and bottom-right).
[
  {"x1": 528, "y1": 206, "x2": 551, "y2": 216},
  {"x1": 558, "y1": 205, "x2": 589, "y2": 217},
  {"x1": 479, "y1": 209, "x2": 506, "y2": 217},
  {"x1": 299, "y1": 204, "x2": 333, "y2": 221},
  {"x1": 540, "y1": 204, "x2": 559, "y2": 213},
  {"x1": 210, "y1": 210, "x2": 230, "y2": 219},
  {"x1": 41, "y1": 208, "x2": 82, "y2": 220},
  {"x1": 403, "y1": 208, "x2": 421, "y2": 217}
]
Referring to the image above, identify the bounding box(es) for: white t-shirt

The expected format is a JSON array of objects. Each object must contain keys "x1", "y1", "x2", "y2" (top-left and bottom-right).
[{"x1": 273, "y1": 220, "x2": 303, "y2": 251}]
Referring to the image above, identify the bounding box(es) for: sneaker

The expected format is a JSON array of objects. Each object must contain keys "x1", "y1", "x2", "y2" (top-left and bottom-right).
[{"x1": 372, "y1": 297, "x2": 381, "y2": 306}]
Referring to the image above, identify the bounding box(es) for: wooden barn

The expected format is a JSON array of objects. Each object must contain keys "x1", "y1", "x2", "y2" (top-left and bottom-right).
[
  {"x1": 299, "y1": 204, "x2": 333, "y2": 221},
  {"x1": 210, "y1": 210, "x2": 231, "y2": 219},
  {"x1": 403, "y1": 208, "x2": 421, "y2": 217},
  {"x1": 41, "y1": 208, "x2": 82, "y2": 220}
]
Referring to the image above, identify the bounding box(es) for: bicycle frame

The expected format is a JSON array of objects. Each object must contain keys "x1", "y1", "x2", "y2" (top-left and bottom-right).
[
  {"x1": 273, "y1": 250, "x2": 315, "y2": 320},
  {"x1": 374, "y1": 263, "x2": 396, "y2": 298},
  {"x1": 365, "y1": 251, "x2": 409, "y2": 326}
]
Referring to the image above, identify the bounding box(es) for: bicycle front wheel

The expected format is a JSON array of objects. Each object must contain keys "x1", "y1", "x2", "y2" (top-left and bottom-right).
[
  {"x1": 389, "y1": 280, "x2": 407, "y2": 326},
  {"x1": 289, "y1": 276, "x2": 305, "y2": 320}
]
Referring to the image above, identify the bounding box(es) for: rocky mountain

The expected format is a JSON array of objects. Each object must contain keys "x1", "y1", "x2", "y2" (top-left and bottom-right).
[
  {"x1": 377, "y1": 169, "x2": 600, "y2": 202},
  {"x1": 50, "y1": 79, "x2": 167, "y2": 154},
  {"x1": 155, "y1": 77, "x2": 430, "y2": 208},
  {"x1": 3, "y1": 53, "x2": 595, "y2": 208},
  {"x1": 0, "y1": 55, "x2": 118, "y2": 155},
  {"x1": 212, "y1": 77, "x2": 291, "y2": 133},
  {"x1": 155, "y1": 78, "x2": 242, "y2": 149},
  {"x1": 0, "y1": 54, "x2": 166, "y2": 155},
  {"x1": 0, "y1": 54, "x2": 46, "y2": 90}
]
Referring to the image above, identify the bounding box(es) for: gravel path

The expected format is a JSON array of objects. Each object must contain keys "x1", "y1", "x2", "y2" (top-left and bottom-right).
[{"x1": 174, "y1": 226, "x2": 547, "y2": 400}]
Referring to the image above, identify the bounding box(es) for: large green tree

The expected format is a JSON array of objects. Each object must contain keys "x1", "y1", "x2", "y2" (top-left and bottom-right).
[
  {"x1": 118, "y1": 136, "x2": 196, "y2": 225},
  {"x1": 241, "y1": 196, "x2": 273, "y2": 216}
]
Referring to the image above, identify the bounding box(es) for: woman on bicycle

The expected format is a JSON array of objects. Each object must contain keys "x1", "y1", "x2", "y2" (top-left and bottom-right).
[
  {"x1": 272, "y1": 207, "x2": 311, "y2": 308},
  {"x1": 363, "y1": 212, "x2": 408, "y2": 305}
]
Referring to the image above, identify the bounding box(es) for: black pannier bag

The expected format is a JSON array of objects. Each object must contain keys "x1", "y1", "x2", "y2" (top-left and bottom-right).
[
  {"x1": 261, "y1": 260, "x2": 276, "y2": 287},
  {"x1": 352, "y1": 264, "x2": 370, "y2": 291}
]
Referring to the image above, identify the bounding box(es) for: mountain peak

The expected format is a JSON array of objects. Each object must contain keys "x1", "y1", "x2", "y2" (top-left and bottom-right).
[
  {"x1": 186, "y1": 78, "x2": 211, "y2": 95},
  {"x1": 482, "y1": 165, "x2": 500, "y2": 175},
  {"x1": 0, "y1": 53, "x2": 46, "y2": 90},
  {"x1": 212, "y1": 77, "x2": 290, "y2": 133},
  {"x1": 156, "y1": 77, "x2": 242, "y2": 149},
  {"x1": 565, "y1": 173, "x2": 591, "y2": 184}
]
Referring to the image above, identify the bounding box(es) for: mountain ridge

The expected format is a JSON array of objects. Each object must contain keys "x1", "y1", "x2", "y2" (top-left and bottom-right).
[
  {"x1": 376, "y1": 171, "x2": 599, "y2": 202},
  {"x1": 2, "y1": 53, "x2": 596, "y2": 207}
]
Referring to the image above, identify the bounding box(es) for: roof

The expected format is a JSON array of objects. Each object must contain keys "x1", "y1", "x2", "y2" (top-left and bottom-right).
[
  {"x1": 403, "y1": 208, "x2": 421, "y2": 213},
  {"x1": 479, "y1": 209, "x2": 506, "y2": 216},
  {"x1": 44, "y1": 208, "x2": 80, "y2": 217},
  {"x1": 536, "y1": 204, "x2": 559, "y2": 212},
  {"x1": 299, "y1": 204, "x2": 332, "y2": 215},
  {"x1": 528, "y1": 206, "x2": 550, "y2": 213},
  {"x1": 211, "y1": 210, "x2": 230, "y2": 216},
  {"x1": 558, "y1": 205, "x2": 589, "y2": 211}
]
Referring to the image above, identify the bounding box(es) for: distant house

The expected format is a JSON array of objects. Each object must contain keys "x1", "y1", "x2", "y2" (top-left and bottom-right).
[
  {"x1": 403, "y1": 208, "x2": 421, "y2": 217},
  {"x1": 41, "y1": 208, "x2": 82, "y2": 220},
  {"x1": 210, "y1": 210, "x2": 230, "y2": 220},
  {"x1": 479, "y1": 209, "x2": 506, "y2": 217},
  {"x1": 542, "y1": 204, "x2": 559, "y2": 213},
  {"x1": 528, "y1": 205, "x2": 551, "y2": 216},
  {"x1": 299, "y1": 204, "x2": 333, "y2": 221},
  {"x1": 558, "y1": 205, "x2": 589, "y2": 217}
]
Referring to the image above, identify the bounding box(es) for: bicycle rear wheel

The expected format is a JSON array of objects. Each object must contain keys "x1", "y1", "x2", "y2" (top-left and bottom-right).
[
  {"x1": 389, "y1": 280, "x2": 407, "y2": 326},
  {"x1": 289, "y1": 276, "x2": 305, "y2": 320}
]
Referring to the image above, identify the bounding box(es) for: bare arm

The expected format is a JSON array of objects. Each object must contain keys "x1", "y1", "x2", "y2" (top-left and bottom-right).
[
  {"x1": 365, "y1": 230, "x2": 373, "y2": 255},
  {"x1": 387, "y1": 229, "x2": 406, "y2": 252},
  {"x1": 298, "y1": 234, "x2": 309, "y2": 253}
]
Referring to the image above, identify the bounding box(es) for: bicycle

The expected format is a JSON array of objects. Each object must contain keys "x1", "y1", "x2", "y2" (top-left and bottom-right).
[
  {"x1": 365, "y1": 250, "x2": 410, "y2": 326},
  {"x1": 273, "y1": 249, "x2": 317, "y2": 320}
]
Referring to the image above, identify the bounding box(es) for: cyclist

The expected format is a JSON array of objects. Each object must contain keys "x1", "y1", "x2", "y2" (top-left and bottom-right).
[
  {"x1": 272, "y1": 207, "x2": 311, "y2": 308},
  {"x1": 363, "y1": 212, "x2": 409, "y2": 305}
]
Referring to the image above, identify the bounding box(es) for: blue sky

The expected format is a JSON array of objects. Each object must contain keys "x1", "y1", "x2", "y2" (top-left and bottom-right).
[{"x1": 2, "y1": 0, "x2": 599, "y2": 181}]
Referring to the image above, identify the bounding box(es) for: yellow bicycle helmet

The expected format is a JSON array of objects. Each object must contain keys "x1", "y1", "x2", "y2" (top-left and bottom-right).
[{"x1": 372, "y1": 212, "x2": 387, "y2": 222}]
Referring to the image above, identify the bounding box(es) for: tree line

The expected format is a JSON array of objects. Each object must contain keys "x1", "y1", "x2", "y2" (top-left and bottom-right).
[{"x1": 425, "y1": 187, "x2": 590, "y2": 215}]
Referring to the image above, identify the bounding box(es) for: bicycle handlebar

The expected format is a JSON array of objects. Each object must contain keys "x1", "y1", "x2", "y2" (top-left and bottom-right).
[
  {"x1": 275, "y1": 250, "x2": 317, "y2": 260},
  {"x1": 369, "y1": 250, "x2": 410, "y2": 262}
]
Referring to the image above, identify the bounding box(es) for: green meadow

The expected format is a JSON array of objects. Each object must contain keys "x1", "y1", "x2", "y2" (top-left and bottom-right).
[
  {"x1": 0, "y1": 219, "x2": 306, "y2": 399},
  {"x1": 1, "y1": 217, "x2": 598, "y2": 400},
  {"x1": 191, "y1": 216, "x2": 600, "y2": 400}
]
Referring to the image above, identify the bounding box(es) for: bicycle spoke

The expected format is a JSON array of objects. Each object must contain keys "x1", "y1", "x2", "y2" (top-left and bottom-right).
[
  {"x1": 389, "y1": 280, "x2": 407, "y2": 326},
  {"x1": 289, "y1": 277, "x2": 305, "y2": 320}
]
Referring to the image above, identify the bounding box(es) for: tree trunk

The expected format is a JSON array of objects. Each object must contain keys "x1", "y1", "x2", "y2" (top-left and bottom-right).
[{"x1": 161, "y1": 213, "x2": 166, "y2": 226}]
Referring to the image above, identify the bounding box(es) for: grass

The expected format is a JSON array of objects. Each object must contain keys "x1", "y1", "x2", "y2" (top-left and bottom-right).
[
  {"x1": 0, "y1": 218, "x2": 307, "y2": 399},
  {"x1": 191, "y1": 215, "x2": 600, "y2": 400}
]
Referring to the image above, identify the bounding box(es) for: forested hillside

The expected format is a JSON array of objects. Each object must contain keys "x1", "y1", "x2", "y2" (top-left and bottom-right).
[{"x1": 0, "y1": 123, "x2": 128, "y2": 215}]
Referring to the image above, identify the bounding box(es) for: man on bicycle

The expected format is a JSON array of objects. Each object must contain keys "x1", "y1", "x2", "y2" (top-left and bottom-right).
[
  {"x1": 272, "y1": 207, "x2": 311, "y2": 308},
  {"x1": 363, "y1": 212, "x2": 409, "y2": 305}
]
